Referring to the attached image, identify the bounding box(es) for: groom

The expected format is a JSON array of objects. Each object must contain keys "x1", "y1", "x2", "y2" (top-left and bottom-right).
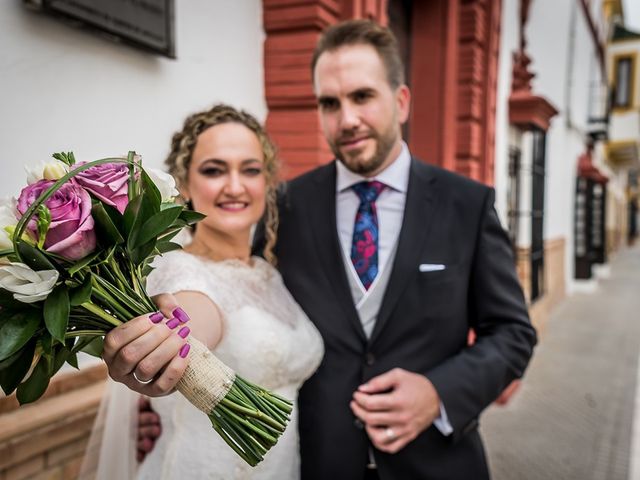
[{"x1": 268, "y1": 19, "x2": 536, "y2": 480}]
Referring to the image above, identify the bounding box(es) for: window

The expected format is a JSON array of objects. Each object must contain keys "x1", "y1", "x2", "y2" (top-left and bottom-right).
[
  {"x1": 506, "y1": 144, "x2": 522, "y2": 252},
  {"x1": 613, "y1": 56, "x2": 634, "y2": 108},
  {"x1": 530, "y1": 129, "x2": 546, "y2": 302}
]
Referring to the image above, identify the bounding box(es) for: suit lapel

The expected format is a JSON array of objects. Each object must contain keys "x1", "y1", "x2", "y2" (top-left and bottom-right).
[
  {"x1": 309, "y1": 162, "x2": 367, "y2": 342},
  {"x1": 369, "y1": 159, "x2": 439, "y2": 346}
]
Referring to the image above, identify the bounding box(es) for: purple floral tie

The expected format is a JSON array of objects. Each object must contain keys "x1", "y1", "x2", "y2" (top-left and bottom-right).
[{"x1": 351, "y1": 181, "x2": 386, "y2": 290}]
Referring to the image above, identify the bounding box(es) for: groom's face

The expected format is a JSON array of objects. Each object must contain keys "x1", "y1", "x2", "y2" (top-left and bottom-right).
[{"x1": 313, "y1": 44, "x2": 410, "y2": 177}]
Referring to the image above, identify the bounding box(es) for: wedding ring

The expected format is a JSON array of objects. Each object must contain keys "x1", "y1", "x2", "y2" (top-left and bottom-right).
[
  {"x1": 132, "y1": 371, "x2": 154, "y2": 385},
  {"x1": 385, "y1": 427, "x2": 395, "y2": 441}
]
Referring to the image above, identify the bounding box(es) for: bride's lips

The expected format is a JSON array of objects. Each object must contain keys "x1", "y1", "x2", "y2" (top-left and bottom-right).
[{"x1": 216, "y1": 201, "x2": 249, "y2": 212}]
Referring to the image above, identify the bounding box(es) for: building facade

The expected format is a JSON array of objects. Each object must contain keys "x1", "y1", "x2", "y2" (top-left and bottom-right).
[{"x1": 1, "y1": 0, "x2": 638, "y2": 478}]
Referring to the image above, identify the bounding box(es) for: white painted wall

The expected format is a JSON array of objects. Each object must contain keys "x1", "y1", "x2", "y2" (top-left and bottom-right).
[
  {"x1": 610, "y1": 111, "x2": 640, "y2": 140},
  {"x1": 0, "y1": 0, "x2": 266, "y2": 200},
  {"x1": 495, "y1": 0, "x2": 609, "y2": 294},
  {"x1": 493, "y1": 0, "x2": 519, "y2": 226}
]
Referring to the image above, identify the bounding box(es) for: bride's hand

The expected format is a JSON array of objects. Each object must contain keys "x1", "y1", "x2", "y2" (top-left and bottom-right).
[{"x1": 102, "y1": 293, "x2": 192, "y2": 396}]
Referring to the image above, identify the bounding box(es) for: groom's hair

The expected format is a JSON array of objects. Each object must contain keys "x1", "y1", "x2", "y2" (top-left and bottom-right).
[{"x1": 311, "y1": 19, "x2": 405, "y2": 90}]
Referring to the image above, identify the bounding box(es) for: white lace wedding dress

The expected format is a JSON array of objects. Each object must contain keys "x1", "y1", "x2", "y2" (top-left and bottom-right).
[{"x1": 134, "y1": 250, "x2": 324, "y2": 480}]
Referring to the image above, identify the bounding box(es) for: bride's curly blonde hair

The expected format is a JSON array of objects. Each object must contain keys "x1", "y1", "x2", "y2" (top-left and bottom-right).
[{"x1": 165, "y1": 104, "x2": 279, "y2": 265}]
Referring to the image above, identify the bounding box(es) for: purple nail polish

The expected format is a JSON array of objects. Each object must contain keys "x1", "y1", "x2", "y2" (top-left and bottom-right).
[
  {"x1": 166, "y1": 318, "x2": 180, "y2": 329},
  {"x1": 179, "y1": 343, "x2": 190, "y2": 358},
  {"x1": 173, "y1": 307, "x2": 190, "y2": 323},
  {"x1": 149, "y1": 311, "x2": 164, "y2": 323},
  {"x1": 178, "y1": 326, "x2": 190, "y2": 338}
]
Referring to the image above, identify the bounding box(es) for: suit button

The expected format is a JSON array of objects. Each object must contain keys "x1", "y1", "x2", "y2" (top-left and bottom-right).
[
  {"x1": 365, "y1": 353, "x2": 375, "y2": 366},
  {"x1": 354, "y1": 418, "x2": 364, "y2": 429}
]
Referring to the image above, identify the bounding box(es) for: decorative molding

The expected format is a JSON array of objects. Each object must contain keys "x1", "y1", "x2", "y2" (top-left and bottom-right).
[
  {"x1": 410, "y1": 0, "x2": 502, "y2": 184},
  {"x1": 578, "y1": 147, "x2": 609, "y2": 183},
  {"x1": 340, "y1": 0, "x2": 388, "y2": 23},
  {"x1": 509, "y1": 91, "x2": 559, "y2": 131},
  {"x1": 508, "y1": 0, "x2": 558, "y2": 132}
]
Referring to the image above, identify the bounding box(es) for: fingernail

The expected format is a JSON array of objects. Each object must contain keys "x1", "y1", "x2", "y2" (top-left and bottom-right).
[
  {"x1": 149, "y1": 311, "x2": 164, "y2": 323},
  {"x1": 173, "y1": 307, "x2": 190, "y2": 323},
  {"x1": 179, "y1": 343, "x2": 190, "y2": 358},
  {"x1": 178, "y1": 326, "x2": 190, "y2": 339},
  {"x1": 166, "y1": 318, "x2": 180, "y2": 329}
]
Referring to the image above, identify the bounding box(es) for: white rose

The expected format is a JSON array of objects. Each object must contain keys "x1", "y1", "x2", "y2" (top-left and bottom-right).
[
  {"x1": 0, "y1": 199, "x2": 19, "y2": 250},
  {"x1": 0, "y1": 262, "x2": 59, "y2": 303},
  {"x1": 25, "y1": 160, "x2": 69, "y2": 184},
  {"x1": 147, "y1": 168, "x2": 179, "y2": 202}
]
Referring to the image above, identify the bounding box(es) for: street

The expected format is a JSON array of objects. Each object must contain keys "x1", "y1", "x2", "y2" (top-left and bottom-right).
[{"x1": 483, "y1": 246, "x2": 640, "y2": 479}]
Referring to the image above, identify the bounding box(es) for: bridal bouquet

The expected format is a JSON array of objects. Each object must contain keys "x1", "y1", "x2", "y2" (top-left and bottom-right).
[{"x1": 0, "y1": 152, "x2": 291, "y2": 466}]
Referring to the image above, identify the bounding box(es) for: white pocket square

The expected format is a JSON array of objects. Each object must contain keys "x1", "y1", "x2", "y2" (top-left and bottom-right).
[{"x1": 419, "y1": 263, "x2": 446, "y2": 272}]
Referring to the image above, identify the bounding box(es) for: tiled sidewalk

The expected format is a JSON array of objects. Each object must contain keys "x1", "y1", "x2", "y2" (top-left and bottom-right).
[{"x1": 482, "y1": 246, "x2": 640, "y2": 480}]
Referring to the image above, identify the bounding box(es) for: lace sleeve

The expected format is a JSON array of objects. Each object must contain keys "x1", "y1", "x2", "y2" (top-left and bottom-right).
[{"x1": 145, "y1": 251, "x2": 220, "y2": 305}]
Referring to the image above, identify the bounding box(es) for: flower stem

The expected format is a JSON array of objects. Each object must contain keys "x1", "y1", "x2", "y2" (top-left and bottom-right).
[
  {"x1": 65, "y1": 330, "x2": 105, "y2": 338},
  {"x1": 80, "y1": 302, "x2": 122, "y2": 327}
]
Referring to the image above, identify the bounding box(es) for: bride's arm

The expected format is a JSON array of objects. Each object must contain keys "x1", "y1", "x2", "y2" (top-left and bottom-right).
[{"x1": 102, "y1": 291, "x2": 224, "y2": 397}]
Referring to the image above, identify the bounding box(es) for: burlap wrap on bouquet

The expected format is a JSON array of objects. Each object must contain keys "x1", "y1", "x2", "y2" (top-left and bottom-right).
[{"x1": 176, "y1": 338, "x2": 236, "y2": 413}]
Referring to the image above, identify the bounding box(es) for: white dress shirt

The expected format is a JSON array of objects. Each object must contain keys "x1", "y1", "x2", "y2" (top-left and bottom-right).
[
  {"x1": 336, "y1": 142, "x2": 410, "y2": 299},
  {"x1": 335, "y1": 142, "x2": 453, "y2": 437}
]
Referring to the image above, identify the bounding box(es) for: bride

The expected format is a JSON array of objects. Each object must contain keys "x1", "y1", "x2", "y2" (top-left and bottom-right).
[{"x1": 83, "y1": 104, "x2": 324, "y2": 479}]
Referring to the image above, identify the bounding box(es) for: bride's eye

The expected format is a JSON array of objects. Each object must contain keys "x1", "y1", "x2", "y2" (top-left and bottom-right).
[
  {"x1": 244, "y1": 167, "x2": 263, "y2": 176},
  {"x1": 200, "y1": 167, "x2": 224, "y2": 177}
]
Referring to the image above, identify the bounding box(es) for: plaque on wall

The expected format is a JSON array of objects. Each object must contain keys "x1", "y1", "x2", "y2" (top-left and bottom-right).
[{"x1": 24, "y1": 0, "x2": 175, "y2": 58}]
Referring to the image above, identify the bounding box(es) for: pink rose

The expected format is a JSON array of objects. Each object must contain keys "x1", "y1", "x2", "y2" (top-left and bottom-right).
[
  {"x1": 73, "y1": 162, "x2": 129, "y2": 213},
  {"x1": 17, "y1": 180, "x2": 96, "y2": 261}
]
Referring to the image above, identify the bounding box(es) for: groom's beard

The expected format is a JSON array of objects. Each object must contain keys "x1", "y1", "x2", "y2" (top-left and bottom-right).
[{"x1": 331, "y1": 126, "x2": 398, "y2": 176}]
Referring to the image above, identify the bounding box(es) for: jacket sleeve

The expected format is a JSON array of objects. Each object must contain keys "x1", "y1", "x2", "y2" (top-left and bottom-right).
[{"x1": 425, "y1": 188, "x2": 537, "y2": 438}]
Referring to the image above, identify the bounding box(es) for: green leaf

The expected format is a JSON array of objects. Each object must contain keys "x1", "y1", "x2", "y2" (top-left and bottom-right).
[
  {"x1": 141, "y1": 264, "x2": 154, "y2": 278},
  {"x1": 123, "y1": 194, "x2": 143, "y2": 238},
  {"x1": 130, "y1": 239, "x2": 157, "y2": 266},
  {"x1": 69, "y1": 275, "x2": 92, "y2": 306},
  {"x1": 179, "y1": 209, "x2": 206, "y2": 225},
  {"x1": 16, "y1": 241, "x2": 56, "y2": 271},
  {"x1": 0, "y1": 340, "x2": 36, "y2": 396},
  {"x1": 0, "y1": 288, "x2": 17, "y2": 309},
  {"x1": 66, "y1": 352, "x2": 78, "y2": 369},
  {"x1": 52, "y1": 345, "x2": 71, "y2": 374},
  {"x1": 52, "y1": 151, "x2": 76, "y2": 167},
  {"x1": 16, "y1": 355, "x2": 51, "y2": 404},
  {"x1": 129, "y1": 206, "x2": 182, "y2": 250},
  {"x1": 81, "y1": 336, "x2": 104, "y2": 357},
  {"x1": 0, "y1": 308, "x2": 42, "y2": 361},
  {"x1": 125, "y1": 191, "x2": 161, "y2": 250},
  {"x1": 68, "y1": 249, "x2": 104, "y2": 276},
  {"x1": 92, "y1": 202, "x2": 125, "y2": 246},
  {"x1": 41, "y1": 331, "x2": 53, "y2": 355},
  {"x1": 156, "y1": 241, "x2": 182, "y2": 254},
  {"x1": 43, "y1": 285, "x2": 70, "y2": 343},
  {"x1": 141, "y1": 169, "x2": 162, "y2": 208}
]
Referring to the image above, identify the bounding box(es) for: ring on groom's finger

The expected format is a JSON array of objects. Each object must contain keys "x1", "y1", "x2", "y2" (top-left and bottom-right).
[
  {"x1": 133, "y1": 371, "x2": 154, "y2": 385},
  {"x1": 385, "y1": 427, "x2": 395, "y2": 441}
]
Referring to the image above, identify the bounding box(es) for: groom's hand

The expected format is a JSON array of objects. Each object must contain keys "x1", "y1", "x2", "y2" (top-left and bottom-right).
[
  {"x1": 137, "y1": 396, "x2": 162, "y2": 462},
  {"x1": 350, "y1": 368, "x2": 440, "y2": 454}
]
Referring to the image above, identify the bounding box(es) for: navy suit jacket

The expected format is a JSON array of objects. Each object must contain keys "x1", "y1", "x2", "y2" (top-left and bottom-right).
[{"x1": 268, "y1": 158, "x2": 536, "y2": 480}]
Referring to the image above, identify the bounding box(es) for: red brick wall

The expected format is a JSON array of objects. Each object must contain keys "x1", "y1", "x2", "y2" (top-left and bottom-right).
[{"x1": 0, "y1": 366, "x2": 106, "y2": 480}]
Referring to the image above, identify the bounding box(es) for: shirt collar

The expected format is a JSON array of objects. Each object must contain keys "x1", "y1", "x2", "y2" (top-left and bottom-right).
[{"x1": 336, "y1": 142, "x2": 411, "y2": 193}]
